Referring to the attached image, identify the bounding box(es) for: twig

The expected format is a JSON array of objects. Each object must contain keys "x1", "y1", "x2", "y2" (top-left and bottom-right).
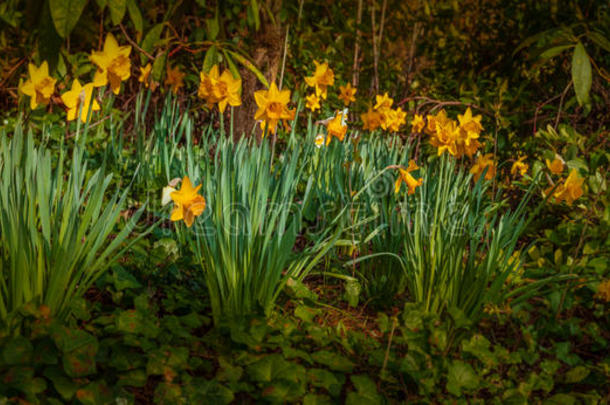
[
  {"x1": 381, "y1": 316, "x2": 397, "y2": 375},
  {"x1": 279, "y1": 25, "x2": 290, "y2": 90},
  {"x1": 370, "y1": 0, "x2": 379, "y2": 93},
  {"x1": 120, "y1": 24, "x2": 155, "y2": 60},
  {"x1": 352, "y1": 0, "x2": 363, "y2": 87},
  {"x1": 554, "y1": 80, "x2": 572, "y2": 129}
]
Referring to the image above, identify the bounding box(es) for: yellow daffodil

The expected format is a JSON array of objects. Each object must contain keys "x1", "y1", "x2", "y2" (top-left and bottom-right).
[
  {"x1": 411, "y1": 114, "x2": 425, "y2": 133},
  {"x1": 139, "y1": 63, "x2": 152, "y2": 88},
  {"x1": 305, "y1": 93, "x2": 321, "y2": 112},
  {"x1": 326, "y1": 111, "x2": 348, "y2": 145},
  {"x1": 595, "y1": 279, "x2": 610, "y2": 302},
  {"x1": 374, "y1": 92, "x2": 393, "y2": 110},
  {"x1": 470, "y1": 153, "x2": 496, "y2": 181},
  {"x1": 314, "y1": 133, "x2": 325, "y2": 148},
  {"x1": 511, "y1": 156, "x2": 529, "y2": 177},
  {"x1": 546, "y1": 155, "x2": 564, "y2": 175},
  {"x1": 304, "y1": 61, "x2": 334, "y2": 99},
  {"x1": 165, "y1": 64, "x2": 185, "y2": 94},
  {"x1": 90, "y1": 33, "x2": 132, "y2": 95},
  {"x1": 382, "y1": 107, "x2": 407, "y2": 132},
  {"x1": 429, "y1": 119, "x2": 459, "y2": 156},
  {"x1": 395, "y1": 160, "x2": 423, "y2": 194},
  {"x1": 19, "y1": 61, "x2": 56, "y2": 110},
  {"x1": 60, "y1": 80, "x2": 100, "y2": 123},
  {"x1": 361, "y1": 107, "x2": 382, "y2": 131},
  {"x1": 170, "y1": 176, "x2": 206, "y2": 228},
  {"x1": 457, "y1": 107, "x2": 483, "y2": 139},
  {"x1": 547, "y1": 169, "x2": 584, "y2": 206},
  {"x1": 338, "y1": 83, "x2": 356, "y2": 106},
  {"x1": 427, "y1": 109, "x2": 484, "y2": 158},
  {"x1": 254, "y1": 82, "x2": 294, "y2": 135},
  {"x1": 197, "y1": 65, "x2": 241, "y2": 113}
]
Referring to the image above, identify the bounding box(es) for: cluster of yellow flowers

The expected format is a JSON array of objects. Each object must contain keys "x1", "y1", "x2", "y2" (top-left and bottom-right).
[
  {"x1": 20, "y1": 33, "x2": 131, "y2": 122},
  {"x1": 197, "y1": 65, "x2": 242, "y2": 113},
  {"x1": 303, "y1": 61, "x2": 357, "y2": 114},
  {"x1": 542, "y1": 154, "x2": 584, "y2": 206},
  {"x1": 425, "y1": 108, "x2": 483, "y2": 158},
  {"x1": 360, "y1": 93, "x2": 406, "y2": 133}
]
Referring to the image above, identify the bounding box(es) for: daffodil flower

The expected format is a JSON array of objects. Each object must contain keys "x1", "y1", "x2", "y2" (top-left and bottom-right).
[
  {"x1": 545, "y1": 155, "x2": 565, "y2": 175},
  {"x1": 139, "y1": 63, "x2": 152, "y2": 88},
  {"x1": 170, "y1": 176, "x2": 206, "y2": 228},
  {"x1": 511, "y1": 156, "x2": 529, "y2": 177},
  {"x1": 305, "y1": 93, "x2": 321, "y2": 112},
  {"x1": 304, "y1": 61, "x2": 334, "y2": 99},
  {"x1": 338, "y1": 83, "x2": 356, "y2": 106},
  {"x1": 197, "y1": 65, "x2": 241, "y2": 113},
  {"x1": 254, "y1": 82, "x2": 294, "y2": 135},
  {"x1": 19, "y1": 61, "x2": 56, "y2": 110},
  {"x1": 470, "y1": 153, "x2": 496, "y2": 181},
  {"x1": 165, "y1": 64, "x2": 185, "y2": 94},
  {"x1": 90, "y1": 33, "x2": 132, "y2": 95},
  {"x1": 325, "y1": 111, "x2": 347, "y2": 145},
  {"x1": 395, "y1": 160, "x2": 423, "y2": 194},
  {"x1": 60, "y1": 80, "x2": 100, "y2": 123}
]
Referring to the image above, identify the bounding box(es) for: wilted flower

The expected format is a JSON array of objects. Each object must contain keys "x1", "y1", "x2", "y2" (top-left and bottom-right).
[
  {"x1": 361, "y1": 107, "x2": 383, "y2": 131},
  {"x1": 395, "y1": 160, "x2": 423, "y2": 194},
  {"x1": 170, "y1": 176, "x2": 206, "y2": 228},
  {"x1": 338, "y1": 83, "x2": 356, "y2": 106},
  {"x1": 19, "y1": 61, "x2": 56, "y2": 109},
  {"x1": 90, "y1": 33, "x2": 132, "y2": 95},
  {"x1": 305, "y1": 93, "x2": 321, "y2": 112},
  {"x1": 254, "y1": 82, "x2": 295, "y2": 135},
  {"x1": 139, "y1": 63, "x2": 152, "y2": 88},
  {"x1": 470, "y1": 153, "x2": 496, "y2": 181},
  {"x1": 60, "y1": 80, "x2": 100, "y2": 123},
  {"x1": 595, "y1": 279, "x2": 610, "y2": 302},
  {"x1": 165, "y1": 64, "x2": 185, "y2": 94},
  {"x1": 304, "y1": 61, "x2": 335, "y2": 99},
  {"x1": 511, "y1": 156, "x2": 529, "y2": 177}
]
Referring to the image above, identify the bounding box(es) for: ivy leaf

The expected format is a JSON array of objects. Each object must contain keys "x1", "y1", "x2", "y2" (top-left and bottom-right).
[
  {"x1": 49, "y1": 0, "x2": 88, "y2": 38},
  {"x1": 571, "y1": 42, "x2": 592, "y2": 107}
]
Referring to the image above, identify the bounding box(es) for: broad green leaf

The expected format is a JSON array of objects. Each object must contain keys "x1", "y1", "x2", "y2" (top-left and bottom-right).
[
  {"x1": 141, "y1": 23, "x2": 164, "y2": 64},
  {"x1": 311, "y1": 350, "x2": 355, "y2": 373},
  {"x1": 127, "y1": 0, "x2": 143, "y2": 40},
  {"x1": 108, "y1": 0, "x2": 127, "y2": 25},
  {"x1": 571, "y1": 42, "x2": 592, "y2": 107},
  {"x1": 346, "y1": 375, "x2": 382, "y2": 405},
  {"x1": 446, "y1": 360, "x2": 479, "y2": 396},
  {"x1": 202, "y1": 45, "x2": 219, "y2": 73},
  {"x1": 205, "y1": 15, "x2": 219, "y2": 40},
  {"x1": 49, "y1": 0, "x2": 88, "y2": 38},
  {"x1": 2, "y1": 336, "x2": 33, "y2": 365}
]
